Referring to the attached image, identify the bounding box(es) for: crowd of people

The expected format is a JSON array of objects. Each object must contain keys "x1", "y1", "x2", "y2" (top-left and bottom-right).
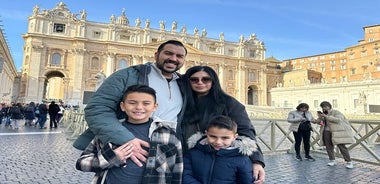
[{"x1": 0, "y1": 101, "x2": 67, "y2": 129}]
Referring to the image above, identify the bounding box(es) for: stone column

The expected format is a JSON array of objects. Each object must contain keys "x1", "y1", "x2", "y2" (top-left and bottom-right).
[
  {"x1": 26, "y1": 45, "x2": 45, "y2": 102},
  {"x1": 106, "y1": 52, "x2": 115, "y2": 76},
  {"x1": 70, "y1": 49, "x2": 85, "y2": 104}
]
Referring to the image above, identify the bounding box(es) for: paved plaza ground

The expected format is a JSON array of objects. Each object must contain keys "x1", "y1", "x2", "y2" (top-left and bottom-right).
[{"x1": 0, "y1": 123, "x2": 379, "y2": 184}]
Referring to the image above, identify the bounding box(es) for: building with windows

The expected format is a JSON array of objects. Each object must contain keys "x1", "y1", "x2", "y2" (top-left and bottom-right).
[
  {"x1": 271, "y1": 25, "x2": 380, "y2": 114},
  {"x1": 0, "y1": 22, "x2": 18, "y2": 103},
  {"x1": 19, "y1": 2, "x2": 280, "y2": 105}
]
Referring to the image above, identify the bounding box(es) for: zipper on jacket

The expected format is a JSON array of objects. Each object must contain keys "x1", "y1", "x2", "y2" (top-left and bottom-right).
[
  {"x1": 168, "y1": 80, "x2": 172, "y2": 99},
  {"x1": 207, "y1": 152, "x2": 216, "y2": 184}
]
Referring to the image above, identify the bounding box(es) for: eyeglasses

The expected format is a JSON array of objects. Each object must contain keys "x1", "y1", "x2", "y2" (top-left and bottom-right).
[{"x1": 189, "y1": 77, "x2": 212, "y2": 84}]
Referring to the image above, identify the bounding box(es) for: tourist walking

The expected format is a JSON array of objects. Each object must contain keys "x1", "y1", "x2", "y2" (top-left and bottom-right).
[{"x1": 48, "y1": 101, "x2": 60, "y2": 128}]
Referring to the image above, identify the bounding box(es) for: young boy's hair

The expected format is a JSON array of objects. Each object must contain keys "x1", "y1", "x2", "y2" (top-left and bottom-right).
[
  {"x1": 206, "y1": 115, "x2": 237, "y2": 133},
  {"x1": 122, "y1": 85, "x2": 157, "y2": 102}
]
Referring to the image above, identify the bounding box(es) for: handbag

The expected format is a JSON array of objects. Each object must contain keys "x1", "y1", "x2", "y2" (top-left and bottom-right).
[
  {"x1": 298, "y1": 121, "x2": 311, "y2": 131},
  {"x1": 298, "y1": 112, "x2": 312, "y2": 131}
]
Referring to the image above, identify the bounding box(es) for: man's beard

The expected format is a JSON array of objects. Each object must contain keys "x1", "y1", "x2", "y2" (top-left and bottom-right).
[{"x1": 157, "y1": 60, "x2": 180, "y2": 74}]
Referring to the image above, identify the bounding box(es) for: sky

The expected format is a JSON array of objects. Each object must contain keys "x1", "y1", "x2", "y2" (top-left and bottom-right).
[{"x1": 1, "y1": 0, "x2": 380, "y2": 71}]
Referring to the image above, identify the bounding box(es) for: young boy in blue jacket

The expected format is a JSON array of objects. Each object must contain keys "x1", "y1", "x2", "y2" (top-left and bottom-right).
[{"x1": 183, "y1": 115, "x2": 257, "y2": 184}]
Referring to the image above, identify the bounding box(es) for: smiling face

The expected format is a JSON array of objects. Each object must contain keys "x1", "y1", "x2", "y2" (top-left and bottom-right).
[
  {"x1": 206, "y1": 126, "x2": 238, "y2": 150},
  {"x1": 155, "y1": 43, "x2": 186, "y2": 78},
  {"x1": 120, "y1": 92, "x2": 158, "y2": 124},
  {"x1": 189, "y1": 71, "x2": 213, "y2": 97}
]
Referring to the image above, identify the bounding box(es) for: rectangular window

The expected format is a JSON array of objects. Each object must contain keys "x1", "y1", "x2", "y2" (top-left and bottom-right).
[
  {"x1": 351, "y1": 68, "x2": 356, "y2": 74},
  {"x1": 354, "y1": 99, "x2": 358, "y2": 108},
  {"x1": 284, "y1": 101, "x2": 289, "y2": 108},
  {"x1": 209, "y1": 47, "x2": 217, "y2": 52},
  {"x1": 93, "y1": 31, "x2": 101, "y2": 38},
  {"x1": 314, "y1": 100, "x2": 319, "y2": 108},
  {"x1": 342, "y1": 76, "x2": 347, "y2": 82},
  {"x1": 228, "y1": 70, "x2": 234, "y2": 80},
  {"x1": 228, "y1": 49, "x2": 235, "y2": 56},
  {"x1": 249, "y1": 50, "x2": 255, "y2": 57},
  {"x1": 53, "y1": 23, "x2": 65, "y2": 33},
  {"x1": 249, "y1": 72, "x2": 256, "y2": 82},
  {"x1": 332, "y1": 99, "x2": 338, "y2": 108}
]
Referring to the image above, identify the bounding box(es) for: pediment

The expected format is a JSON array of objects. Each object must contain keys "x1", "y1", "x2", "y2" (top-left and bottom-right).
[{"x1": 40, "y1": 2, "x2": 77, "y2": 21}]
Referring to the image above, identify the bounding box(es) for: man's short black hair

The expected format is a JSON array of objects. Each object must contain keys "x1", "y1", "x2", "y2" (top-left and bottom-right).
[{"x1": 157, "y1": 40, "x2": 187, "y2": 55}]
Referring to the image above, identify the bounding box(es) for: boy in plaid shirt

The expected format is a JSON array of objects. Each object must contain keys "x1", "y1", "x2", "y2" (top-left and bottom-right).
[{"x1": 76, "y1": 85, "x2": 183, "y2": 184}]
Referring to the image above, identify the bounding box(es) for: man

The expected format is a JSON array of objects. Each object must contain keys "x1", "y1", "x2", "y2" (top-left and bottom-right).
[{"x1": 48, "y1": 101, "x2": 60, "y2": 128}]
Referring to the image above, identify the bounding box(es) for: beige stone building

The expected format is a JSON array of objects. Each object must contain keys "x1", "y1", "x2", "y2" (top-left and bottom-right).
[
  {"x1": 272, "y1": 24, "x2": 380, "y2": 114},
  {"x1": 0, "y1": 23, "x2": 18, "y2": 103},
  {"x1": 19, "y1": 2, "x2": 279, "y2": 106}
]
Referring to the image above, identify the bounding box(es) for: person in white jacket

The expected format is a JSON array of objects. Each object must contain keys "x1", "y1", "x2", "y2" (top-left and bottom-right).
[
  {"x1": 316, "y1": 101, "x2": 355, "y2": 169},
  {"x1": 287, "y1": 103, "x2": 316, "y2": 161}
]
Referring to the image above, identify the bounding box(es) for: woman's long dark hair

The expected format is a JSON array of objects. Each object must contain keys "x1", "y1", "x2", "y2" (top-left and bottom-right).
[{"x1": 183, "y1": 66, "x2": 229, "y2": 125}]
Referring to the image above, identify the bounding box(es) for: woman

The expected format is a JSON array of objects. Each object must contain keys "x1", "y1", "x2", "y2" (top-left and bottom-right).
[
  {"x1": 181, "y1": 65, "x2": 265, "y2": 183},
  {"x1": 317, "y1": 101, "x2": 355, "y2": 169},
  {"x1": 287, "y1": 103, "x2": 316, "y2": 161}
]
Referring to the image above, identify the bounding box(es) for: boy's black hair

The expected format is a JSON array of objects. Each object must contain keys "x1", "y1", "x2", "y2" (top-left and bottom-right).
[
  {"x1": 206, "y1": 115, "x2": 237, "y2": 133},
  {"x1": 122, "y1": 85, "x2": 157, "y2": 102}
]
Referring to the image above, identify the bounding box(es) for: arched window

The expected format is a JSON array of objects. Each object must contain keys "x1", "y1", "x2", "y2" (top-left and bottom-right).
[
  {"x1": 91, "y1": 57, "x2": 100, "y2": 70},
  {"x1": 118, "y1": 59, "x2": 128, "y2": 69},
  {"x1": 51, "y1": 53, "x2": 61, "y2": 65}
]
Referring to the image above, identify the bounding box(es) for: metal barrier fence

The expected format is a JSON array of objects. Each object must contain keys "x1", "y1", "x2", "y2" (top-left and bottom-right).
[
  {"x1": 61, "y1": 110, "x2": 380, "y2": 166},
  {"x1": 255, "y1": 119, "x2": 380, "y2": 166},
  {"x1": 61, "y1": 110, "x2": 87, "y2": 140}
]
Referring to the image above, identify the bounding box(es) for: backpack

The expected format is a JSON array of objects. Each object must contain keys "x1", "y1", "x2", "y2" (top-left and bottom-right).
[
  {"x1": 9, "y1": 106, "x2": 21, "y2": 114},
  {"x1": 26, "y1": 106, "x2": 34, "y2": 112}
]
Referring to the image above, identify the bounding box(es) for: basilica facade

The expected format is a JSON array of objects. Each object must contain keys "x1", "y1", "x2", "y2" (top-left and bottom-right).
[{"x1": 19, "y1": 2, "x2": 280, "y2": 106}]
